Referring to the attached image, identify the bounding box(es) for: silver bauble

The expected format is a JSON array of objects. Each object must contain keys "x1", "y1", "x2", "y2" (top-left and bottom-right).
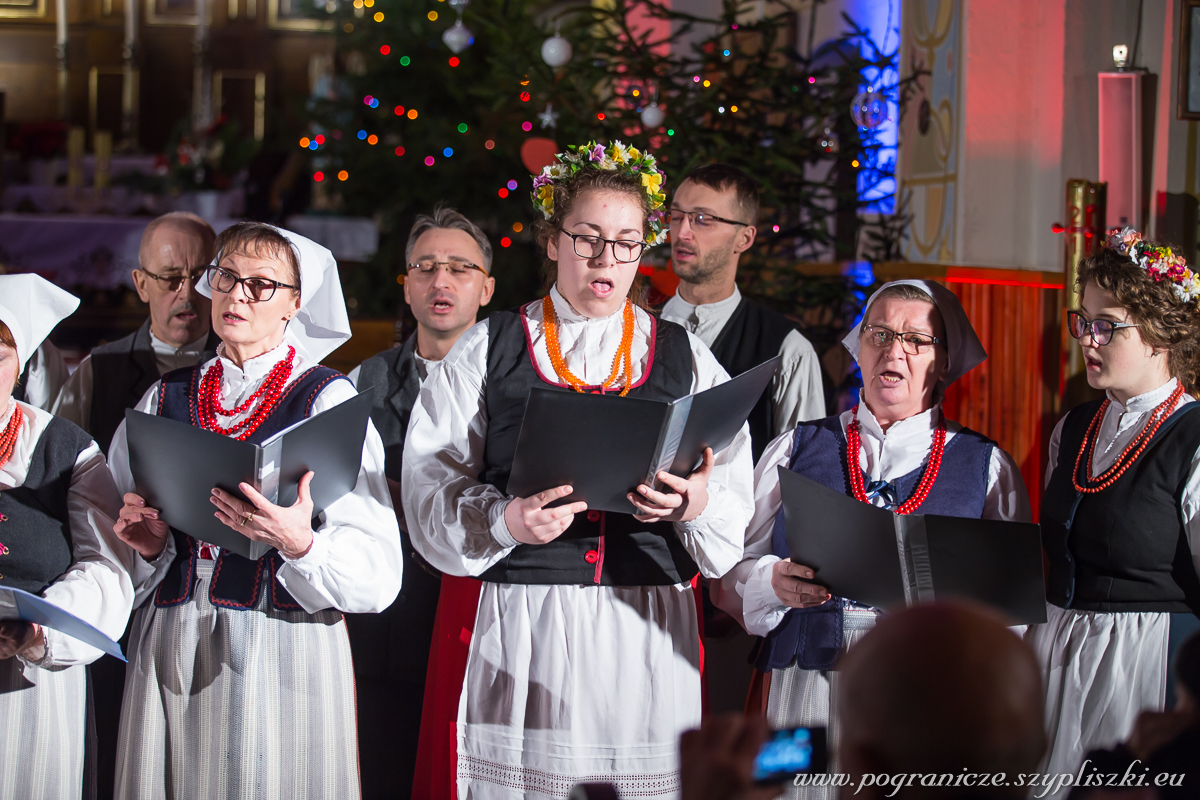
[
  {"x1": 541, "y1": 35, "x2": 573, "y2": 67},
  {"x1": 442, "y1": 21, "x2": 473, "y2": 54},
  {"x1": 850, "y1": 91, "x2": 888, "y2": 129},
  {"x1": 640, "y1": 102, "x2": 665, "y2": 128}
]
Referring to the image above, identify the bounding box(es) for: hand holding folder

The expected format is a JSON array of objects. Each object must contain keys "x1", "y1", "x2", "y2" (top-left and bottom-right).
[
  {"x1": 507, "y1": 356, "x2": 781, "y2": 514},
  {"x1": 0, "y1": 587, "x2": 125, "y2": 661},
  {"x1": 777, "y1": 468, "x2": 1047, "y2": 624}
]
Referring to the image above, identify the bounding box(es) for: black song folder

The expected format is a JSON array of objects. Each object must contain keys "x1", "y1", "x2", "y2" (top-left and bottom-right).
[
  {"x1": 777, "y1": 467, "x2": 1047, "y2": 624},
  {"x1": 507, "y1": 356, "x2": 781, "y2": 514},
  {"x1": 125, "y1": 391, "x2": 373, "y2": 559}
]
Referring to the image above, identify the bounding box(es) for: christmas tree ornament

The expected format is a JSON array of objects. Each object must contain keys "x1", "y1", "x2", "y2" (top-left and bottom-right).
[
  {"x1": 442, "y1": 0, "x2": 473, "y2": 54},
  {"x1": 819, "y1": 127, "x2": 839, "y2": 154},
  {"x1": 541, "y1": 22, "x2": 573, "y2": 67},
  {"x1": 640, "y1": 102, "x2": 665, "y2": 128},
  {"x1": 850, "y1": 90, "x2": 887, "y2": 129},
  {"x1": 538, "y1": 103, "x2": 560, "y2": 129}
]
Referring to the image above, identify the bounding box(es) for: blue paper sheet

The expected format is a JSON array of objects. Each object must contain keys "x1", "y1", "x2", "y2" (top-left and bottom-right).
[{"x1": 0, "y1": 587, "x2": 125, "y2": 662}]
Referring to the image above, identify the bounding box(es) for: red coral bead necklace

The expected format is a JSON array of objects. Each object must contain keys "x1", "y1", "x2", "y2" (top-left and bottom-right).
[
  {"x1": 846, "y1": 404, "x2": 946, "y2": 515},
  {"x1": 0, "y1": 403, "x2": 24, "y2": 471},
  {"x1": 1072, "y1": 381, "x2": 1185, "y2": 493},
  {"x1": 197, "y1": 346, "x2": 296, "y2": 441}
]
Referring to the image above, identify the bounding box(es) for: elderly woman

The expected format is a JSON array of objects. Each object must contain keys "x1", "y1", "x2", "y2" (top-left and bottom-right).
[
  {"x1": 715, "y1": 280, "x2": 1031, "y2": 797},
  {"x1": 403, "y1": 142, "x2": 754, "y2": 798},
  {"x1": 107, "y1": 222, "x2": 403, "y2": 799},
  {"x1": 0, "y1": 274, "x2": 151, "y2": 800}
]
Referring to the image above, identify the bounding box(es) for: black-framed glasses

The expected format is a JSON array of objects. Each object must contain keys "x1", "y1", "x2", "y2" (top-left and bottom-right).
[
  {"x1": 206, "y1": 266, "x2": 298, "y2": 302},
  {"x1": 406, "y1": 260, "x2": 489, "y2": 278},
  {"x1": 561, "y1": 231, "x2": 647, "y2": 263},
  {"x1": 1067, "y1": 310, "x2": 1138, "y2": 346},
  {"x1": 668, "y1": 209, "x2": 750, "y2": 230},
  {"x1": 863, "y1": 324, "x2": 942, "y2": 355},
  {"x1": 140, "y1": 266, "x2": 207, "y2": 293}
]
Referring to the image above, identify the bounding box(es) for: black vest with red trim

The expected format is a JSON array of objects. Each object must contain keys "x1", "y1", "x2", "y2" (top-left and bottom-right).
[
  {"x1": 477, "y1": 304, "x2": 700, "y2": 586},
  {"x1": 151, "y1": 360, "x2": 351, "y2": 611}
]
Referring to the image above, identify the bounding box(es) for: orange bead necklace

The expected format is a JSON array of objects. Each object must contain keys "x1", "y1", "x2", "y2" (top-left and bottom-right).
[
  {"x1": 541, "y1": 295, "x2": 636, "y2": 396},
  {"x1": 0, "y1": 403, "x2": 23, "y2": 471},
  {"x1": 1072, "y1": 381, "x2": 1186, "y2": 493}
]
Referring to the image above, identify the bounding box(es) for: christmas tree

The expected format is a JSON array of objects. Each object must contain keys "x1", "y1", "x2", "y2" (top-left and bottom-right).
[{"x1": 306, "y1": 0, "x2": 909, "y2": 359}]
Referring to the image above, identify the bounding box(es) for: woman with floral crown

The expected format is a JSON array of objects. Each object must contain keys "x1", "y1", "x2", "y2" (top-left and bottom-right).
[
  {"x1": 403, "y1": 142, "x2": 754, "y2": 798},
  {"x1": 1030, "y1": 230, "x2": 1200, "y2": 789}
]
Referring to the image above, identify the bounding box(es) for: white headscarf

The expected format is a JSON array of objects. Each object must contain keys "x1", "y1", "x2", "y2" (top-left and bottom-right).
[
  {"x1": 842, "y1": 279, "x2": 986, "y2": 387},
  {"x1": 199, "y1": 225, "x2": 351, "y2": 364},
  {"x1": 0, "y1": 274, "x2": 80, "y2": 371}
]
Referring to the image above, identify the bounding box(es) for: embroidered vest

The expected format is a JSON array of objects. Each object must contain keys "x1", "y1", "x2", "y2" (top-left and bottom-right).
[
  {"x1": 1041, "y1": 400, "x2": 1200, "y2": 615},
  {"x1": 151, "y1": 362, "x2": 350, "y2": 611},
  {"x1": 477, "y1": 304, "x2": 699, "y2": 586},
  {"x1": 753, "y1": 414, "x2": 995, "y2": 672},
  {"x1": 0, "y1": 416, "x2": 94, "y2": 593}
]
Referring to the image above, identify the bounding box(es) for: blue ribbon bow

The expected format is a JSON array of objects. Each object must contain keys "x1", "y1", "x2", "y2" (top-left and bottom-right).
[{"x1": 865, "y1": 479, "x2": 899, "y2": 510}]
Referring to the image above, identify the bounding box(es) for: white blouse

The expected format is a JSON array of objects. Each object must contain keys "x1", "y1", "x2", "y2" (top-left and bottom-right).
[
  {"x1": 401, "y1": 284, "x2": 755, "y2": 580},
  {"x1": 715, "y1": 402, "x2": 1032, "y2": 637},
  {"x1": 1046, "y1": 377, "x2": 1200, "y2": 579},
  {"x1": 106, "y1": 341, "x2": 404, "y2": 615},
  {"x1": 1, "y1": 401, "x2": 161, "y2": 674}
]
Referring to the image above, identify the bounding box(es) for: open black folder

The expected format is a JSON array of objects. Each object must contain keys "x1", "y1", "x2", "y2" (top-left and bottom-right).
[
  {"x1": 125, "y1": 391, "x2": 373, "y2": 560},
  {"x1": 507, "y1": 356, "x2": 781, "y2": 514},
  {"x1": 777, "y1": 467, "x2": 1047, "y2": 624},
  {"x1": 0, "y1": 587, "x2": 125, "y2": 661}
]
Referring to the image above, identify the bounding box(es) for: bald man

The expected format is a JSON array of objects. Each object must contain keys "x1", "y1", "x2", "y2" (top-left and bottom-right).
[
  {"x1": 835, "y1": 603, "x2": 1046, "y2": 800},
  {"x1": 54, "y1": 212, "x2": 220, "y2": 453}
]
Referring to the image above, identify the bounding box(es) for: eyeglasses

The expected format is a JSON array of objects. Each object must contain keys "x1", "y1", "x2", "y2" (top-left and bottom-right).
[
  {"x1": 862, "y1": 324, "x2": 942, "y2": 355},
  {"x1": 406, "y1": 260, "x2": 489, "y2": 278},
  {"x1": 561, "y1": 231, "x2": 647, "y2": 263},
  {"x1": 206, "y1": 266, "x2": 298, "y2": 302},
  {"x1": 140, "y1": 266, "x2": 207, "y2": 294},
  {"x1": 668, "y1": 209, "x2": 750, "y2": 230},
  {"x1": 1067, "y1": 310, "x2": 1138, "y2": 346}
]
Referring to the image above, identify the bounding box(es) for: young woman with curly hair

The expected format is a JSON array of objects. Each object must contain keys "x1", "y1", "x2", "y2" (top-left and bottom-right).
[{"x1": 1031, "y1": 230, "x2": 1200, "y2": 788}]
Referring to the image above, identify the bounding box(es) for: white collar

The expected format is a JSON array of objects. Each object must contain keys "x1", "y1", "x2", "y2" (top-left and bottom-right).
[
  {"x1": 548, "y1": 284, "x2": 627, "y2": 324},
  {"x1": 1107, "y1": 377, "x2": 1180, "y2": 414},
  {"x1": 856, "y1": 401, "x2": 941, "y2": 441},
  {"x1": 216, "y1": 340, "x2": 291, "y2": 382},
  {"x1": 150, "y1": 329, "x2": 210, "y2": 356},
  {"x1": 667, "y1": 285, "x2": 742, "y2": 315}
]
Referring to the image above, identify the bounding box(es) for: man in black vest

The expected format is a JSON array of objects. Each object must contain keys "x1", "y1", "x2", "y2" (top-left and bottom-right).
[
  {"x1": 54, "y1": 212, "x2": 220, "y2": 454},
  {"x1": 663, "y1": 164, "x2": 825, "y2": 462},
  {"x1": 348, "y1": 207, "x2": 495, "y2": 800}
]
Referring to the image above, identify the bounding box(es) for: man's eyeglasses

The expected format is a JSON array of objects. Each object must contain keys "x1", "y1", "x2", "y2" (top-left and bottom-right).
[
  {"x1": 561, "y1": 231, "x2": 647, "y2": 263},
  {"x1": 1067, "y1": 310, "x2": 1138, "y2": 347},
  {"x1": 668, "y1": 209, "x2": 750, "y2": 230},
  {"x1": 862, "y1": 324, "x2": 942, "y2": 355},
  {"x1": 140, "y1": 267, "x2": 207, "y2": 294},
  {"x1": 406, "y1": 260, "x2": 489, "y2": 278},
  {"x1": 207, "y1": 266, "x2": 298, "y2": 303}
]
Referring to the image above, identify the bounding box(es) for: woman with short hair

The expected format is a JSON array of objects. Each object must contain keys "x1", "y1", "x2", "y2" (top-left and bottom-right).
[{"x1": 107, "y1": 222, "x2": 403, "y2": 799}]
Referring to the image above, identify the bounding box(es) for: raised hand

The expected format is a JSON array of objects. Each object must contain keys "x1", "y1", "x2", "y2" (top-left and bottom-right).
[{"x1": 114, "y1": 492, "x2": 170, "y2": 561}]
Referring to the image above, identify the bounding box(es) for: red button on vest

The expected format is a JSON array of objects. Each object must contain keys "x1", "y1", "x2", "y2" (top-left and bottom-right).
[
  {"x1": 586, "y1": 510, "x2": 601, "y2": 522},
  {"x1": 584, "y1": 550, "x2": 599, "y2": 564}
]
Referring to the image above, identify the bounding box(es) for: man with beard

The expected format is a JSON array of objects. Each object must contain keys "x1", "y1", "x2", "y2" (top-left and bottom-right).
[
  {"x1": 347, "y1": 207, "x2": 495, "y2": 800},
  {"x1": 664, "y1": 164, "x2": 825, "y2": 461},
  {"x1": 50, "y1": 211, "x2": 218, "y2": 800},
  {"x1": 54, "y1": 211, "x2": 219, "y2": 454}
]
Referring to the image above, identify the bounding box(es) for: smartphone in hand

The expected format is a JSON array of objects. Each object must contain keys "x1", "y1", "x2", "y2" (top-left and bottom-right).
[{"x1": 752, "y1": 726, "x2": 828, "y2": 785}]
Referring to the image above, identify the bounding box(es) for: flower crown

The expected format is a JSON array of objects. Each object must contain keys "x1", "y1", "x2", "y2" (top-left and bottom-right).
[
  {"x1": 1106, "y1": 227, "x2": 1200, "y2": 303},
  {"x1": 531, "y1": 141, "x2": 669, "y2": 247}
]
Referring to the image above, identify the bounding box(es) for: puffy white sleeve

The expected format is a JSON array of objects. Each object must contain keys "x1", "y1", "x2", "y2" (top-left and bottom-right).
[
  {"x1": 771, "y1": 329, "x2": 826, "y2": 436},
  {"x1": 712, "y1": 429, "x2": 793, "y2": 636},
  {"x1": 105, "y1": 384, "x2": 179, "y2": 608},
  {"x1": 21, "y1": 442, "x2": 148, "y2": 672},
  {"x1": 983, "y1": 446, "x2": 1032, "y2": 523},
  {"x1": 676, "y1": 332, "x2": 754, "y2": 579},
  {"x1": 273, "y1": 379, "x2": 404, "y2": 614},
  {"x1": 402, "y1": 321, "x2": 513, "y2": 576},
  {"x1": 50, "y1": 354, "x2": 93, "y2": 431}
]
